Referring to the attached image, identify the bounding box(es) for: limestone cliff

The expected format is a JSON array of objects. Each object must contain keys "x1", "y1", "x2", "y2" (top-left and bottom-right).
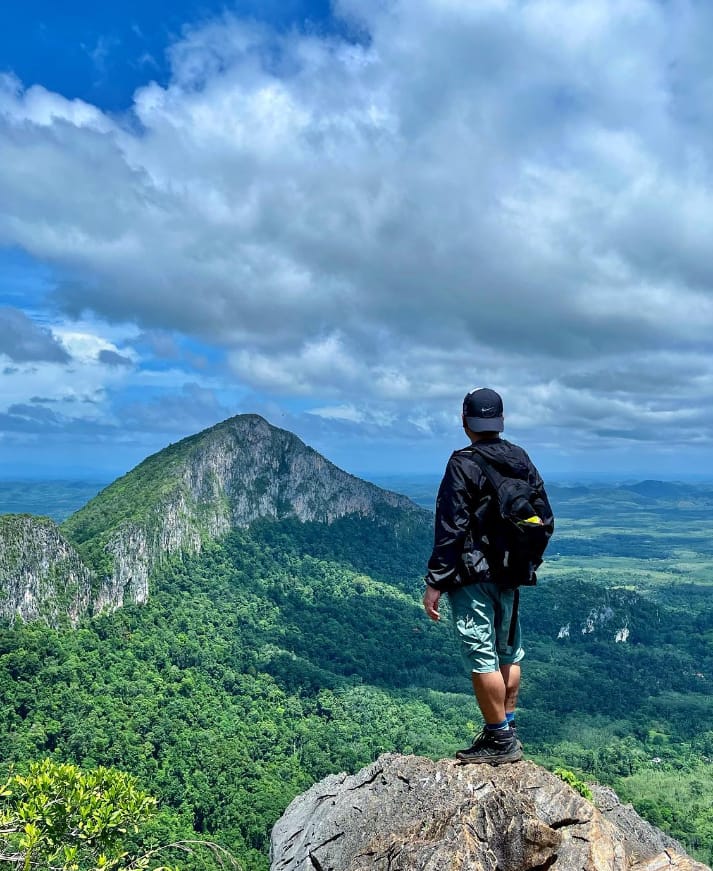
[
  {"x1": 0, "y1": 515, "x2": 94, "y2": 626},
  {"x1": 58, "y1": 414, "x2": 426, "y2": 613},
  {"x1": 270, "y1": 753, "x2": 710, "y2": 871}
]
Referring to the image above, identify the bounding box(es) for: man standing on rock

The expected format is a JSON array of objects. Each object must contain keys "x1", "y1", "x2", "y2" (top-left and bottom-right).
[{"x1": 423, "y1": 388, "x2": 554, "y2": 764}]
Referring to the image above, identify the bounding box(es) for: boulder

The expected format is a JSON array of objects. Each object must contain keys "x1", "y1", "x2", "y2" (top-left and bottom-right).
[{"x1": 270, "y1": 754, "x2": 710, "y2": 871}]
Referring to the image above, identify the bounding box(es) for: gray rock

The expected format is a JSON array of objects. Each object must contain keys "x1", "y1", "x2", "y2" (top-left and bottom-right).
[
  {"x1": 0, "y1": 514, "x2": 93, "y2": 626},
  {"x1": 590, "y1": 782, "x2": 683, "y2": 862},
  {"x1": 270, "y1": 754, "x2": 710, "y2": 871}
]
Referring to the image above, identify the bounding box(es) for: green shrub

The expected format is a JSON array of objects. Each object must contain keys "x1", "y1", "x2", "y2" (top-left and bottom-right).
[
  {"x1": 0, "y1": 759, "x2": 175, "y2": 871},
  {"x1": 553, "y1": 767, "x2": 594, "y2": 800}
]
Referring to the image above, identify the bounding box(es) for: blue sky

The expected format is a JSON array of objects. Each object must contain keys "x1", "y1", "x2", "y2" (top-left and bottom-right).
[
  {"x1": 2, "y1": 0, "x2": 713, "y2": 483},
  {"x1": 0, "y1": 1, "x2": 336, "y2": 110}
]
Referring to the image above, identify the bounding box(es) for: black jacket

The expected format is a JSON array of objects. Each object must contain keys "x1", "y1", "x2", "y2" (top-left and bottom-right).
[{"x1": 426, "y1": 437, "x2": 553, "y2": 591}]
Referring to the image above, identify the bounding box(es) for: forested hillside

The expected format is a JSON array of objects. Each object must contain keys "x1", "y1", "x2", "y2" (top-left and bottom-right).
[
  {"x1": 3, "y1": 510, "x2": 713, "y2": 867},
  {"x1": 2, "y1": 430, "x2": 713, "y2": 868}
]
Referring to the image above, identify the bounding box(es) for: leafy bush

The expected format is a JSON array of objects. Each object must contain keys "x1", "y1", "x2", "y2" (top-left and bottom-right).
[{"x1": 0, "y1": 759, "x2": 172, "y2": 871}]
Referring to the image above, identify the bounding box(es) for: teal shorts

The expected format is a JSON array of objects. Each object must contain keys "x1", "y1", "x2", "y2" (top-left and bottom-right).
[{"x1": 447, "y1": 582, "x2": 525, "y2": 674}]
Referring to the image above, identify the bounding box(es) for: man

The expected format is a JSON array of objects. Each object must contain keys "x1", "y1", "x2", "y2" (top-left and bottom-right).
[{"x1": 423, "y1": 387, "x2": 553, "y2": 765}]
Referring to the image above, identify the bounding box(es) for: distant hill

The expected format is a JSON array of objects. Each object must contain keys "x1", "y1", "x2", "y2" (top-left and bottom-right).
[
  {"x1": 381, "y1": 477, "x2": 713, "y2": 514},
  {"x1": 620, "y1": 479, "x2": 711, "y2": 500}
]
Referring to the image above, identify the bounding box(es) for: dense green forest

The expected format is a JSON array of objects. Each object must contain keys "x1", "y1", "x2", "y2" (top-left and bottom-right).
[{"x1": 2, "y1": 481, "x2": 713, "y2": 867}]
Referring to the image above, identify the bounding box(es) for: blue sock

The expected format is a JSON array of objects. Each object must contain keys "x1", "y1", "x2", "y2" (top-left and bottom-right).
[
  {"x1": 485, "y1": 719, "x2": 509, "y2": 731},
  {"x1": 506, "y1": 712, "x2": 515, "y2": 725}
]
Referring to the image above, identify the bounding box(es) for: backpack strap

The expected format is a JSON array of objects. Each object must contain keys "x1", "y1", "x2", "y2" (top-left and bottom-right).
[
  {"x1": 467, "y1": 446, "x2": 546, "y2": 510},
  {"x1": 464, "y1": 447, "x2": 500, "y2": 494},
  {"x1": 507, "y1": 588, "x2": 520, "y2": 646}
]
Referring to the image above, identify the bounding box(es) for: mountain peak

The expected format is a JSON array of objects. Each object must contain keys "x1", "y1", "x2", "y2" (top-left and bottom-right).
[{"x1": 59, "y1": 414, "x2": 423, "y2": 613}]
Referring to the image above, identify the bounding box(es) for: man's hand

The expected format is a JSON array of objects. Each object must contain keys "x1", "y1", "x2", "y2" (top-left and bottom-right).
[{"x1": 423, "y1": 585, "x2": 441, "y2": 621}]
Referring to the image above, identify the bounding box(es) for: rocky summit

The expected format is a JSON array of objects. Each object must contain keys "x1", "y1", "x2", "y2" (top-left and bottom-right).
[{"x1": 270, "y1": 753, "x2": 710, "y2": 871}]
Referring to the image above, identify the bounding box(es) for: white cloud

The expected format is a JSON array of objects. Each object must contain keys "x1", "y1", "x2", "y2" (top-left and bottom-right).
[
  {"x1": 2, "y1": 0, "x2": 713, "y2": 458},
  {"x1": 308, "y1": 404, "x2": 365, "y2": 423},
  {"x1": 0, "y1": 311, "x2": 230, "y2": 433},
  {"x1": 52, "y1": 328, "x2": 126, "y2": 364},
  {"x1": 231, "y1": 333, "x2": 363, "y2": 394}
]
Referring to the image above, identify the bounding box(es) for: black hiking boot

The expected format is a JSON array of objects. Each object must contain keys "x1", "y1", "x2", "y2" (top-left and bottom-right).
[
  {"x1": 455, "y1": 727, "x2": 523, "y2": 765},
  {"x1": 510, "y1": 721, "x2": 523, "y2": 750}
]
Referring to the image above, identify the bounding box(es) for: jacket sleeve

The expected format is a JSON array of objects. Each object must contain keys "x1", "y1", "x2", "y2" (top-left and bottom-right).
[{"x1": 426, "y1": 453, "x2": 477, "y2": 590}]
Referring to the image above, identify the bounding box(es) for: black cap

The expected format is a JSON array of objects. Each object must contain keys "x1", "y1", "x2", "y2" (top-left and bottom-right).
[{"x1": 463, "y1": 387, "x2": 504, "y2": 432}]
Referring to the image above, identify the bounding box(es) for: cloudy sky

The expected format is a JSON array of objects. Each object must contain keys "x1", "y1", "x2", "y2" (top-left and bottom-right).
[{"x1": 1, "y1": 0, "x2": 712, "y2": 482}]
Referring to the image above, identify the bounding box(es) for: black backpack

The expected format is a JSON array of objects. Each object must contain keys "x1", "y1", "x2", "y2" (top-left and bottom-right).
[{"x1": 466, "y1": 448, "x2": 554, "y2": 589}]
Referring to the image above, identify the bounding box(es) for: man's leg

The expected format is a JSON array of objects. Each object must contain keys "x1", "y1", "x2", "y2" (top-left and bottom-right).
[
  {"x1": 471, "y1": 670, "x2": 507, "y2": 724},
  {"x1": 459, "y1": 668, "x2": 520, "y2": 764},
  {"x1": 449, "y1": 584, "x2": 522, "y2": 764},
  {"x1": 470, "y1": 663, "x2": 520, "y2": 723},
  {"x1": 500, "y1": 662, "x2": 521, "y2": 717}
]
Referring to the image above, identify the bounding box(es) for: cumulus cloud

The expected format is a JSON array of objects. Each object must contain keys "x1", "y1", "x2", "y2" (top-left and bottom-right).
[
  {"x1": 306, "y1": 403, "x2": 398, "y2": 428},
  {"x1": 0, "y1": 307, "x2": 70, "y2": 363},
  {"x1": 1, "y1": 0, "x2": 713, "y2": 456},
  {"x1": 52, "y1": 328, "x2": 125, "y2": 364}
]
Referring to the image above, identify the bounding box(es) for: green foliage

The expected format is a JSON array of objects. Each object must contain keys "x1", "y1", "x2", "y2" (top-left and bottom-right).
[
  {"x1": 4, "y1": 477, "x2": 713, "y2": 866},
  {"x1": 58, "y1": 429, "x2": 210, "y2": 577},
  {"x1": 553, "y1": 767, "x2": 593, "y2": 800},
  {"x1": 0, "y1": 759, "x2": 172, "y2": 871},
  {"x1": 0, "y1": 523, "x2": 468, "y2": 869}
]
